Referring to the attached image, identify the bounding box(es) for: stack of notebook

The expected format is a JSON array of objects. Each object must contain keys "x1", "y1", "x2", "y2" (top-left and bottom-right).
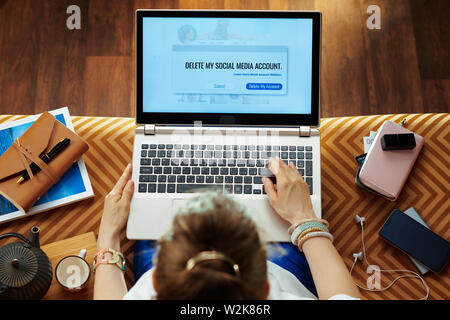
[{"x1": 0, "y1": 107, "x2": 93, "y2": 224}]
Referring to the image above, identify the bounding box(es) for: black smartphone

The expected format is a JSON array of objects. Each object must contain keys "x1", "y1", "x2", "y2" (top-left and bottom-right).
[{"x1": 379, "y1": 209, "x2": 449, "y2": 273}]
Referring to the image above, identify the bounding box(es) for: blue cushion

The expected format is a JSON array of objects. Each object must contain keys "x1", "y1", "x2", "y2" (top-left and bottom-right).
[{"x1": 133, "y1": 240, "x2": 317, "y2": 297}]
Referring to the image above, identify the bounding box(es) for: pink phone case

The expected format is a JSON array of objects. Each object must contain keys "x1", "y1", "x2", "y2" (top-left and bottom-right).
[{"x1": 359, "y1": 121, "x2": 424, "y2": 201}]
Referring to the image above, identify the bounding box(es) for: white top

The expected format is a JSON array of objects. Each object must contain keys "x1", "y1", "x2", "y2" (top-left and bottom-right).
[{"x1": 123, "y1": 261, "x2": 359, "y2": 300}]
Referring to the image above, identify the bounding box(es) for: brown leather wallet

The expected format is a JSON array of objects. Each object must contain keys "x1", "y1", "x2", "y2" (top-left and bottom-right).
[{"x1": 0, "y1": 112, "x2": 89, "y2": 213}]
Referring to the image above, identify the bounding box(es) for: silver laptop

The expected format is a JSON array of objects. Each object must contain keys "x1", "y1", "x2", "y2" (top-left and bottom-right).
[{"x1": 127, "y1": 10, "x2": 322, "y2": 242}]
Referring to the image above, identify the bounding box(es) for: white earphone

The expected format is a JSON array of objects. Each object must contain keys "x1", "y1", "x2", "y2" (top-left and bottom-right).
[
  {"x1": 354, "y1": 214, "x2": 365, "y2": 224},
  {"x1": 350, "y1": 214, "x2": 429, "y2": 300}
]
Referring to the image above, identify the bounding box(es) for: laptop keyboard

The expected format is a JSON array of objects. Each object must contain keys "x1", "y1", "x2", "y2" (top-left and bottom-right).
[{"x1": 138, "y1": 144, "x2": 313, "y2": 195}]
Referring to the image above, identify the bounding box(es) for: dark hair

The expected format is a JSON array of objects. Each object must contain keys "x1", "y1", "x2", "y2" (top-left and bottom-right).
[{"x1": 154, "y1": 193, "x2": 268, "y2": 300}]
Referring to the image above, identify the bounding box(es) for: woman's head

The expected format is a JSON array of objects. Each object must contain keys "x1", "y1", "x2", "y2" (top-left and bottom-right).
[{"x1": 154, "y1": 193, "x2": 268, "y2": 300}]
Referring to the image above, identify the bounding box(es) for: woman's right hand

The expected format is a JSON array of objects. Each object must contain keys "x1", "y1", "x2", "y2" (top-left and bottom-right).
[
  {"x1": 264, "y1": 158, "x2": 361, "y2": 300},
  {"x1": 263, "y1": 157, "x2": 317, "y2": 225}
]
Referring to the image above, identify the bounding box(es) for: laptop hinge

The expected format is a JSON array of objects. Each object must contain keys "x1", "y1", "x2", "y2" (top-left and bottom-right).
[
  {"x1": 144, "y1": 124, "x2": 156, "y2": 135},
  {"x1": 299, "y1": 126, "x2": 311, "y2": 137}
]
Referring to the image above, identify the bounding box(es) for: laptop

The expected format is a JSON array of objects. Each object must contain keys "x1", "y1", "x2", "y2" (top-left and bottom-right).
[{"x1": 127, "y1": 10, "x2": 322, "y2": 242}]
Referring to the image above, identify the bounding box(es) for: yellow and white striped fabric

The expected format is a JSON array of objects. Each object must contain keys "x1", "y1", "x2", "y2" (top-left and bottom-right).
[{"x1": 0, "y1": 113, "x2": 448, "y2": 299}]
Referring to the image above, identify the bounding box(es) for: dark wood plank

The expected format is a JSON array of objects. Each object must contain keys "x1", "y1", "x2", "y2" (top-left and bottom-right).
[
  {"x1": 315, "y1": 0, "x2": 370, "y2": 118},
  {"x1": 0, "y1": 1, "x2": 4, "y2": 102},
  {"x1": 0, "y1": 0, "x2": 41, "y2": 115},
  {"x1": 421, "y1": 79, "x2": 450, "y2": 113},
  {"x1": 0, "y1": 0, "x2": 448, "y2": 118},
  {"x1": 133, "y1": 0, "x2": 179, "y2": 10},
  {"x1": 84, "y1": 56, "x2": 133, "y2": 117},
  {"x1": 224, "y1": 0, "x2": 269, "y2": 10},
  {"x1": 34, "y1": 0, "x2": 89, "y2": 116},
  {"x1": 410, "y1": 0, "x2": 450, "y2": 79},
  {"x1": 179, "y1": 0, "x2": 223, "y2": 9},
  {"x1": 360, "y1": 0, "x2": 424, "y2": 115},
  {"x1": 86, "y1": 0, "x2": 134, "y2": 56}
]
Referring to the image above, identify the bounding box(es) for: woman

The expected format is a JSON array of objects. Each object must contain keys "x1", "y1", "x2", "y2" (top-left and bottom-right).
[{"x1": 94, "y1": 158, "x2": 360, "y2": 300}]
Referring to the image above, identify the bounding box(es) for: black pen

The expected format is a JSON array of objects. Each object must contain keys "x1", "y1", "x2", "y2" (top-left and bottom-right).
[{"x1": 17, "y1": 138, "x2": 71, "y2": 184}]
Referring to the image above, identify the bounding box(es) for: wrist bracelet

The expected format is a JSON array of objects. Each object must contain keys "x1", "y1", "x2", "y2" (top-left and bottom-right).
[
  {"x1": 93, "y1": 248, "x2": 126, "y2": 272},
  {"x1": 290, "y1": 221, "x2": 329, "y2": 246},
  {"x1": 291, "y1": 226, "x2": 328, "y2": 245},
  {"x1": 298, "y1": 221, "x2": 329, "y2": 234},
  {"x1": 288, "y1": 218, "x2": 329, "y2": 235},
  {"x1": 297, "y1": 231, "x2": 334, "y2": 252}
]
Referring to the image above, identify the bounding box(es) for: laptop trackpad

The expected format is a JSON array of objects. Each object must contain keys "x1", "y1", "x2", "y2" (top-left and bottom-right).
[
  {"x1": 171, "y1": 197, "x2": 290, "y2": 241},
  {"x1": 172, "y1": 199, "x2": 189, "y2": 214}
]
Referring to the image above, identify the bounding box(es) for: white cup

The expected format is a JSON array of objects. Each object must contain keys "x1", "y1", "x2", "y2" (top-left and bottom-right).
[{"x1": 55, "y1": 249, "x2": 91, "y2": 292}]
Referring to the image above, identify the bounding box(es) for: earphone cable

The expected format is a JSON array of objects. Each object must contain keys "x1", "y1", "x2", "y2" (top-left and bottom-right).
[{"x1": 350, "y1": 218, "x2": 429, "y2": 300}]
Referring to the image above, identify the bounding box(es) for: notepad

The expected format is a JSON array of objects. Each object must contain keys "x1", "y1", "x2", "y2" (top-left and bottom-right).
[{"x1": 0, "y1": 107, "x2": 93, "y2": 223}]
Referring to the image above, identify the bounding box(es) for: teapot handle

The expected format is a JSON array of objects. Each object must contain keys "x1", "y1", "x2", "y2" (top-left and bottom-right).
[{"x1": 0, "y1": 233, "x2": 30, "y2": 244}]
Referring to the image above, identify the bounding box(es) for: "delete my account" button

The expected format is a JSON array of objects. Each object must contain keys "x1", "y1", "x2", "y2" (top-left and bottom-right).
[{"x1": 246, "y1": 83, "x2": 283, "y2": 90}]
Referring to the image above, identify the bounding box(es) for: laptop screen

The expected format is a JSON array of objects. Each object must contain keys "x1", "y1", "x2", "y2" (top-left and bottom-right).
[
  {"x1": 142, "y1": 17, "x2": 313, "y2": 115},
  {"x1": 136, "y1": 11, "x2": 321, "y2": 126}
]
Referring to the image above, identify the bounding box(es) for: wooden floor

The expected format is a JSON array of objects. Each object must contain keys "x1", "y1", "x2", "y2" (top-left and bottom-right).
[{"x1": 0, "y1": 0, "x2": 448, "y2": 118}]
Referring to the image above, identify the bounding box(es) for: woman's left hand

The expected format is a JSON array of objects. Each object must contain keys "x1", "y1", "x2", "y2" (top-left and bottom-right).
[
  {"x1": 95, "y1": 164, "x2": 134, "y2": 300},
  {"x1": 99, "y1": 163, "x2": 134, "y2": 239}
]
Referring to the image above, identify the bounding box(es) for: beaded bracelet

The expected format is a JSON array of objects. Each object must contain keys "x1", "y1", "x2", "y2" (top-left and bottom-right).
[
  {"x1": 290, "y1": 220, "x2": 329, "y2": 245},
  {"x1": 288, "y1": 218, "x2": 330, "y2": 235},
  {"x1": 297, "y1": 221, "x2": 329, "y2": 234},
  {"x1": 298, "y1": 226, "x2": 328, "y2": 239},
  {"x1": 291, "y1": 226, "x2": 328, "y2": 245},
  {"x1": 297, "y1": 231, "x2": 334, "y2": 252}
]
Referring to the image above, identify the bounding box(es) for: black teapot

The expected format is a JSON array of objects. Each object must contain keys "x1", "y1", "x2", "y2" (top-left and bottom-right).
[{"x1": 0, "y1": 226, "x2": 53, "y2": 299}]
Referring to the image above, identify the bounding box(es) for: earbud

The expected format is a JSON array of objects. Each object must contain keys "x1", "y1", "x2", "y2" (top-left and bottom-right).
[
  {"x1": 353, "y1": 216, "x2": 365, "y2": 263},
  {"x1": 355, "y1": 215, "x2": 365, "y2": 225},
  {"x1": 353, "y1": 252, "x2": 363, "y2": 262},
  {"x1": 349, "y1": 213, "x2": 429, "y2": 299}
]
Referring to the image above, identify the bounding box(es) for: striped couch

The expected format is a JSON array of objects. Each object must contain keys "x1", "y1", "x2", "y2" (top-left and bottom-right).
[{"x1": 0, "y1": 113, "x2": 448, "y2": 300}]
